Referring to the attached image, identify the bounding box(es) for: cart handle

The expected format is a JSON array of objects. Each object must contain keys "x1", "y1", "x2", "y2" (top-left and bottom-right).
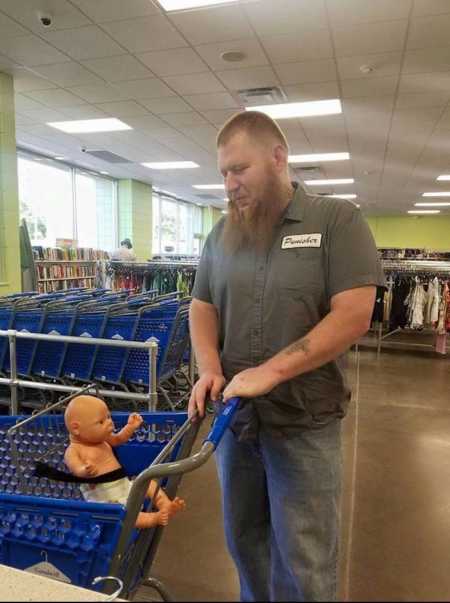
[{"x1": 203, "y1": 397, "x2": 240, "y2": 449}]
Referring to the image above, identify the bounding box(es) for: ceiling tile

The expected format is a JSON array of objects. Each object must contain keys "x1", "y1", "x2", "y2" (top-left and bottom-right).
[
  {"x1": 333, "y1": 21, "x2": 408, "y2": 57},
  {"x1": 183, "y1": 92, "x2": 239, "y2": 111},
  {"x1": 168, "y1": 4, "x2": 254, "y2": 45},
  {"x1": 14, "y1": 93, "x2": 47, "y2": 112},
  {"x1": 337, "y1": 52, "x2": 402, "y2": 80},
  {"x1": 20, "y1": 108, "x2": 67, "y2": 122},
  {"x1": 24, "y1": 88, "x2": 88, "y2": 108},
  {"x1": 81, "y1": 55, "x2": 154, "y2": 82},
  {"x1": 119, "y1": 78, "x2": 177, "y2": 99},
  {"x1": 0, "y1": 35, "x2": 70, "y2": 67},
  {"x1": 94, "y1": 101, "x2": 150, "y2": 117},
  {"x1": 244, "y1": 0, "x2": 327, "y2": 35},
  {"x1": 160, "y1": 112, "x2": 209, "y2": 127},
  {"x1": 0, "y1": 13, "x2": 28, "y2": 38},
  {"x1": 408, "y1": 14, "x2": 450, "y2": 49},
  {"x1": 42, "y1": 26, "x2": 125, "y2": 61},
  {"x1": 0, "y1": 0, "x2": 90, "y2": 33},
  {"x1": 70, "y1": 0, "x2": 161, "y2": 23},
  {"x1": 260, "y1": 30, "x2": 333, "y2": 64},
  {"x1": 194, "y1": 39, "x2": 269, "y2": 72},
  {"x1": 341, "y1": 76, "x2": 399, "y2": 98},
  {"x1": 102, "y1": 15, "x2": 188, "y2": 53},
  {"x1": 399, "y1": 72, "x2": 450, "y2": 95},
  {"x1": 31, "y1": 62, "x2": 104, "y2": 87},
  {"x1": 215, "y1": 66, "x2": 279, "y2": 91},
  {"x1": 13, "y1": 72, "x2": 58, "y2": 93},
  {"x1": 327, "y1": 0, "x2": 412, "y2": 26},
  {"x1": 201, "y1": 108, "x2": 238, "y2": 125},
  {"x1": 138, "y1": 96, "x2": 192, "y2": 114},
  {"x1": 0, "y1": 54, "x2": 18, "y2": 72},
  {"x1": 59, "y1": 105, "x2": 109, "y2": 120},
  {"x1": 274, "y1": 60, "x2": 337, "y2": 85},
  {"x1": 67, "y1": 83, "x2": 131, "y2": 103},
  {"x1": 15, "y1": 113, "x2": 38, "y2": 127},
  {"x1": 412, "y1": 0, "x2": 450, "y2": 16},
  {"x1": 163, "y1": 72, "x2": 225, "y2": 95},
  {"x1": 396, "y1": 92, "x2": 450, "y2": 109},
  {"x1": 283, "y1": 81, "x2": 340, "y2": 101},
  {"x1": 124, "y1": 114, "x2": 174, "y2": 135},
  {"x1": 403, "y1": 48, "x2": 450, "y2": 74},
  {"x1": 137, "y1": 48, "x2": 208, "y2": 77}
]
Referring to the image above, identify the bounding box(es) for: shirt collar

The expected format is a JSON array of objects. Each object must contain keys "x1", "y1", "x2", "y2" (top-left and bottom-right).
[{"x1": 283, "y1": 182, "x2": 308, "y2": 223}]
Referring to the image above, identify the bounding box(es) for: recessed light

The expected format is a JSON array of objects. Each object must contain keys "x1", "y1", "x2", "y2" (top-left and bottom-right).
[
  {"x1": 246, "y1": 99, "x2": 342, "y2": 119},
  {"x1": 289, "y1": 152, "x2": 349, "y2": 163},
  {"x1": 422, "y1": 192, "x2": 450, "y2": 197},
  {"x1": 415, "y1": 202, "x2": 450, "y2": 207},
  {"x1": 47, "y1": 118, "x2": 132, "y2": 133},
  {"x1": 326, "y1": 194, "x2": 357, "y2": 199},
  {"x1": 158, "y1": 0, "x2": 239, "y2": 10},
  {"x1": 193, "y1": 184, "x2": 225, "y2": 190},
  {"x1": 142, "y1": 161, "x2": 199, "y2": 169},
  {"x1": 305, "y1": 179, "x2": 354, "y2": 186},
  {"x1": 408, "y1": 210, "x2": 440, "y2": 214},
  {"x1": 437, "y1": 175, "x2": 450, "y2": 181}
]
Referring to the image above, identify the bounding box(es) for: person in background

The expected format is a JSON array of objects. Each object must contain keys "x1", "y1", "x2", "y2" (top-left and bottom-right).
[
  {"x1": 111, "y1": 238, "x2": 137, "y2": 261},
  {"x1": 188, "y1": 111, "x2": 385, "y2": 602}
]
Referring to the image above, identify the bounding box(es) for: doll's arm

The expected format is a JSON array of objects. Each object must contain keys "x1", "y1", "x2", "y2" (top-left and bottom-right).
[
  {"x1": 64, "y1": 445, "x2": 98, "y2": 477},
  {"x1": 107, "y1": 413, "x2": 143, "y2": 447}
]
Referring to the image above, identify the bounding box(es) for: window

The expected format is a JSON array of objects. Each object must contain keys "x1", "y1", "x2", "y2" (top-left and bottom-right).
[
  {"x1": 17, "y1": 151, "x2": 118, "y2": 251},
  {"x1": 152, "y1": 193, "x2": 203, "y2": 256}
]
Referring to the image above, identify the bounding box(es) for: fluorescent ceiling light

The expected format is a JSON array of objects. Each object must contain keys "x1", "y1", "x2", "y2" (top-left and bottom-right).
[
  {"x1": 246, "y1": 99, "x2": 342, "y2": 119},
  {"x1": 54, "y1": 156, "x2": 65, "y2": 160},
  {"x1": 415, "y1": 202, "x2": 450, "y2": 207},
  {"x1": 408, "y1": 210, "x2": 440, "y2": 214},
  {"x1": 325, "y1": 194, "x2": 357, "y2": 199},
  {"x1": 193, "y1": 184, "x2": 225, "y2": 190},
  {"x1": 289, "y1": 152, "x2": 349, "y2": 163},
  {"x1": 47, "y1": 118, "x2": 132, "y2": 133},
  {"x1": 436, "y1": 175, "x2": 450, "y2": 181},
  {"x1": 142, "y1": 161, "x2": 199, "y2": 170},
  {"x1": 422, "y1": 192, "x2": 450, "y2": 197},
  {"x1": 305, "y1": 178, "x2": 354, "y2": 186},
  {"x1": 100, "y1": 171, "x2": 109, "y2": 175},
  {"x1": 158, "y1": 0, "x2": 238, "y2": 11}
]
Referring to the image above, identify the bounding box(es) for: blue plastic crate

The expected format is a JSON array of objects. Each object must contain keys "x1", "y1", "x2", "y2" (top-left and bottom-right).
[{"x1": 0, "y1": 411, "x2": 188, "y2": 589}]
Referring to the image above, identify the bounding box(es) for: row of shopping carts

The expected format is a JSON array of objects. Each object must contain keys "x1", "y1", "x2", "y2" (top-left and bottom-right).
[{"x1": 0, "y1": 287, "x2": 192, "y2": 410}]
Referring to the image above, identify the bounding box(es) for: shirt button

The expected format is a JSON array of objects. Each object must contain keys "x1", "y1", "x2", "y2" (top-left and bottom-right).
[{"x1": 259, "y1": 266, "x2": 264, "y2": 272}]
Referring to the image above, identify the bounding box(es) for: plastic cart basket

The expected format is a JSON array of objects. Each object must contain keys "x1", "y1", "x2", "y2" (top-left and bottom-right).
[{"x1": 0, "y1": 390, "x2": 240, "y2": 600}]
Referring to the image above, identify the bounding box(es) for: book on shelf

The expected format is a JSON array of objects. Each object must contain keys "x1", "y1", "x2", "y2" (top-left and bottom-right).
[{"x1": 33, "y1": 246, "x2": 110, "y2": 261}]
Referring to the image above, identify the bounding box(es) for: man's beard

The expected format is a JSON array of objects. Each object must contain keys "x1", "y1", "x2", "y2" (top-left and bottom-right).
[{"x1": 222, "y1": 174, "x2": 292, "y2": 254}]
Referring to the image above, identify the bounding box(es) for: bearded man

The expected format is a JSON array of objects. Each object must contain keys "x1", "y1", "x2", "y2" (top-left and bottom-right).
[{"x1": 189, "y1": 111, "x2": 384, "y2": 602}]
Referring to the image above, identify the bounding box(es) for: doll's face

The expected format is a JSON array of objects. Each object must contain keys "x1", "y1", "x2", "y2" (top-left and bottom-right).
[{"x1": 72, "y1": 399, "x2": 115, "y2": 444}]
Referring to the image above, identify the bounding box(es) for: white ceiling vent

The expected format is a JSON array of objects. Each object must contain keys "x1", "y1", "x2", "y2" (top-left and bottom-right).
[
  {"x1": 237, "y1": 86, "x2": 287, "y2": 106},
  {"x1": 291, "y1": 165, "x2": 324, "y2": 179},
  {"x1": 83, "y1": 149, "x2": 133, "y2": 164}
]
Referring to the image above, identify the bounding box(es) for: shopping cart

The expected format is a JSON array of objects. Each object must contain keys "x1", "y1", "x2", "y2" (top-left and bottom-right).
[{"x1": 0, "y1": 386, "x2": 240, "y2": 600}]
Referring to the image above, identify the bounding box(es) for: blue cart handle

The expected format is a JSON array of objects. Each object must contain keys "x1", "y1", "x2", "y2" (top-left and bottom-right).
[{"x1": 203, "y1": 397, "x2": 241, "y2": 449}]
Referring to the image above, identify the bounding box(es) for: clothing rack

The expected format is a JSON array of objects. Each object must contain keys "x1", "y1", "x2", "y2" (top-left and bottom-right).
[
  {"x1": 365, "y1": 259, "x2": 450, "y2": 356},
  {"x1": 106, "y1": 260, "x2": 198, "y2": 295}
]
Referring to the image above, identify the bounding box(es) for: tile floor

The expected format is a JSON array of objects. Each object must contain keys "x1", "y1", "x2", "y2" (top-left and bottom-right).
[{"x1": 139, "y1": 348, "x2": 450, "y2": 602}]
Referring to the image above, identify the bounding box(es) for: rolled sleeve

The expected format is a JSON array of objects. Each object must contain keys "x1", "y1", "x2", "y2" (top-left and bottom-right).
[
  {"x1": 192, "y1": 235, "x2": 213, "y2": 303},
  {"x1": 327, "y1": 204, "x2": 385, "y2": 298}
]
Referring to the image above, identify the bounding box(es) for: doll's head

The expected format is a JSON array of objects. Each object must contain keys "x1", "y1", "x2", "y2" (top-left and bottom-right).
[{"x1": 65, "y1": 395, "x2": 114, "y2": 444}]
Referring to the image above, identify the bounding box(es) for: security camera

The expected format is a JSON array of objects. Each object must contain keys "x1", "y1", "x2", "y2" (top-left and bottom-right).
[
  {"x1": 39, "y1": 14, "x2": 53, "y2": 27},
  {"x1": 81, "y1": 146, "x2": 87, "y2": 153}
]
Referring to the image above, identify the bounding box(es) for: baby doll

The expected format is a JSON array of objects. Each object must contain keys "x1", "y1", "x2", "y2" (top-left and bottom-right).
[{"x1": 64, "y1": 394, "x2": 185, "y2": 529}]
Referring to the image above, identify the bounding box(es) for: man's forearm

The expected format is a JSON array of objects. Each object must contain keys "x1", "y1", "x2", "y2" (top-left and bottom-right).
[
  {"x1": 264, "y1": 307, "x2": 370, "y2": 384},
  {"x1": 189, "y1": 299, "x2": 222, "y2": 375}
]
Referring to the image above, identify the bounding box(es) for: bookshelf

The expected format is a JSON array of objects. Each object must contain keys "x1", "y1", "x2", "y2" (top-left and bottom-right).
[{"x1": 33, "y1": 246, "x2": 109, "y2": 293}]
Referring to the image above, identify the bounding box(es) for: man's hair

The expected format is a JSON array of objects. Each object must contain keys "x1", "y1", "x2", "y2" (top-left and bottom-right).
[
  {"x1": 216, "y1": 111, "x2": 289, "y2": 152},
  {"x1": 120, "y1": 238, "x2": 132, "y2": 249}
]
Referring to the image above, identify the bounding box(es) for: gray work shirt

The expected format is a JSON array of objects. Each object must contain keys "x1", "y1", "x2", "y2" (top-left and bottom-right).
[{"x1": 192, "y1": 184, "x2": 385, "y2": 434}]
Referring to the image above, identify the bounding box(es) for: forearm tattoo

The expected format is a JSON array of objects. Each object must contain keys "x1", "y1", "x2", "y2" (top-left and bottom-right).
[{"x1": 284, "y1": 337, "x2": 311, "y2": 356}]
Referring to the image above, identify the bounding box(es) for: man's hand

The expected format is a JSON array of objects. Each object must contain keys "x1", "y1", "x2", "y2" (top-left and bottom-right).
[
  {"x1": 127, "y1": 413, "x2": 143, "y2": 430},
  {"x1": 222, "y1": 365, "x2": 281, "y2": 401},
  {"x1": 188, "y1": 371, "x2": 226, "y2": 420}
]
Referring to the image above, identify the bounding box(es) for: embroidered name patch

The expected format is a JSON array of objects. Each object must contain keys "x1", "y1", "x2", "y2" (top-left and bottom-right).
[{"x1": 282, "y1": 233, "x2": 322, "y2": 249}]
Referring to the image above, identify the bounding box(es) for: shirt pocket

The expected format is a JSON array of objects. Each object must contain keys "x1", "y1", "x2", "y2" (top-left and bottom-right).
[{"x1": 276, "y1": 248, "x2": 325, "y2": 296}]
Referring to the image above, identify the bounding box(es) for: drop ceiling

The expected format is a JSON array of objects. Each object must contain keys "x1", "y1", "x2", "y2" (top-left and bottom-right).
[{"x1": 1, "y1": 0, "x2": 450, "y2": 214}]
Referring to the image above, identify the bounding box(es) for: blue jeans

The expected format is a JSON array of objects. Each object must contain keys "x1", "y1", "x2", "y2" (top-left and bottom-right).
[{"x1": 215, "y1": 421, "x2": 342, "y2": 602}]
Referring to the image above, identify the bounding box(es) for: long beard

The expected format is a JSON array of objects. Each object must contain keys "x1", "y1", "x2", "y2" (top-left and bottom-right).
[{"x1": 222, "y1": 176, "x2": 292, "y2": 254}]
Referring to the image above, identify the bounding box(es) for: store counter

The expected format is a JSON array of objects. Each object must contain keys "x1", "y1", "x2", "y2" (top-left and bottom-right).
[{"x1": 0, "y1": 564, "x2": 126, "y2": 602}]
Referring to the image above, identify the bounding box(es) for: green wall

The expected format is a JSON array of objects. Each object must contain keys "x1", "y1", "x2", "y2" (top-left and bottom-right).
[
  {"x1": 0, "y1": 72, "x2": 20, "y2": 295},
  {"x1": 202, "y1": 206, "x2": 223, "y2": 239},
  {"x1": 366, "y1": 215, "x2": 450, "y2": 250},
  {"x1": 118, "y1": 179, "x2": 152, "y2": 261}
]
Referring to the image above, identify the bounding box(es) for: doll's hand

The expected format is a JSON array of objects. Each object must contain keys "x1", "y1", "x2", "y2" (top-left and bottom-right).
[
  {"x1": 127, "y1": 413, "x2": 143, "y2": 430},
  {"x1": 84, "y1": 462, "x2": 98, "y2": 477}
]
